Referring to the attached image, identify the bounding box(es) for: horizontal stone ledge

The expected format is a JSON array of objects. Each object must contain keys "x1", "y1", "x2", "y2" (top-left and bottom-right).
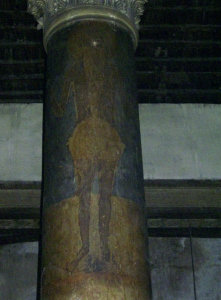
[
  {"x1": 0, "y1": 229, "x2": 40, "y2": 245},
  {"x1": 0, "y1": 189, "x2": 41, "y2": 210},
  {"x1": 147, "y1": 227, "x2": 221, "y2": 238},
  {"x1": 144, "y1": 187, "x2": 221, "y2": 209},
  {"x1": 0, "y1": 219, "x2": 39, "y2": 230},
  {"x1": 1, "y1": 180, "x2": 221, "y2": 216},
  {"x1": 1, "y1": 218, "x2": 220, "y2": 231},
  {"x1": 147, "y1": 218, "x2": 221, "y2": 228},
  {"x1": 1, "y1": 90, "x2": 221, "y2": 104},
  {"x1": 0, "y1": 218, "x2": 221, "y2": 231},
  {"x1": 1, "y1": 221, "x2": 220, "y2": 241}
]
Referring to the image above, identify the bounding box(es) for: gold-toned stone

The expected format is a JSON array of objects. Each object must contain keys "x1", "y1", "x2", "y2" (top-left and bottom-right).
[{"x1": 42, "y1": 195, "x2": 151, "y2": 299}]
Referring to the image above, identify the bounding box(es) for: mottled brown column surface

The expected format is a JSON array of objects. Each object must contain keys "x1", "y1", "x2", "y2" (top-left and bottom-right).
[{"x1": 42, "y1": 21, "x2": 151, "y2": 299}]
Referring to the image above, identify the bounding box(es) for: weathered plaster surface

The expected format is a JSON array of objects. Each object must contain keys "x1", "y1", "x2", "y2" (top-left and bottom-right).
[
  {"x1": 149, "y1": 237, "x2": 221, "y2": 300},
  {"x1": 0, "y1": 104, "x2": 42, "y2": 181},
  {"x1": 0, "y1": 103, "x2": 221, "y2": 181},
  {"x1": 193, "y1": 239, "x2": 221, "y2": 299},
  {"x1": 0, "y1": 242, "x2": 38, "y2": 300},
  {"x1": 1, "y1": 239, "x2": 220, "y2": 299},
  {"x1": 149, "y1": 237, "x2": 194, "y2": 300},
  {"x1": 139, "y1": 104, "x2": 221, "y2": 179}
]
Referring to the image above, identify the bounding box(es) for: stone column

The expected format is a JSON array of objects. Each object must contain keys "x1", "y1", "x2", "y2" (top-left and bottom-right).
[{"x1": 28, "y1": 1, "x2": 151, "y2": 299}]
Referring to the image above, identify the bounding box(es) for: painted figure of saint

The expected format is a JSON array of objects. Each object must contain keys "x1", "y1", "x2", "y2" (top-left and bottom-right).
[{"x1": 52, "y1": 22, "x2": 125, "y2": 272}]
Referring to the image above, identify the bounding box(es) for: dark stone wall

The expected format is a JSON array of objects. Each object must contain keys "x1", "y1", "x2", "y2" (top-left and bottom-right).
[{"x1": 0, "y1": 1, "x2": 221, "y2": 104}]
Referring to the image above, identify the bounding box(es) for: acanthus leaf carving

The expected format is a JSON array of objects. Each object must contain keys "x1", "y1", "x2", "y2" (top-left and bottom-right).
[
  {"x1": 132, "y1": 0, "x2": 147, "y2": 26},
  {"x1": 28, "y1": 0, "x2": 46, "y2": 29},
  {"x1": 28, "y1": 0, "x2": 147, "y2": 29}
]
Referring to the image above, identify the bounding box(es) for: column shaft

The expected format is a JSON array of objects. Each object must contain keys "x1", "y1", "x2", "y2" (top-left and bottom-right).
[{"x1": 42, "y1": 21, "x2": 151, "y2": 299}]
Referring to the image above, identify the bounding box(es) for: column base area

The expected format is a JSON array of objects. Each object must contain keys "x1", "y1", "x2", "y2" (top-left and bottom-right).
[
  {"x1": 42, "y1": 269, "x2": 149, "y2": 299},
  {"x1": 41, "y1": 195, "x2": 151, "y2": 299}
]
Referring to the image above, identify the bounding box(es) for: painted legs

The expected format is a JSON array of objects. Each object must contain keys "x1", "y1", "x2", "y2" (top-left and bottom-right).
[{"x1": 67, "y1": 159, "x2": 117, "y2": 272}]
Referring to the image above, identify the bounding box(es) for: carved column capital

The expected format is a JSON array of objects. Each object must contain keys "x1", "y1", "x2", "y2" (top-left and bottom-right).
[{"x1": 28, "y1": 0, "x2": 147, "y2": 50}]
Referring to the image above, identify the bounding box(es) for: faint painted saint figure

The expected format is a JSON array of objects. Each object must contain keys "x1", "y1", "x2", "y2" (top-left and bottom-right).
[{"x1": 52, "y1": 22, "x2": 125, "y2": 271}]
